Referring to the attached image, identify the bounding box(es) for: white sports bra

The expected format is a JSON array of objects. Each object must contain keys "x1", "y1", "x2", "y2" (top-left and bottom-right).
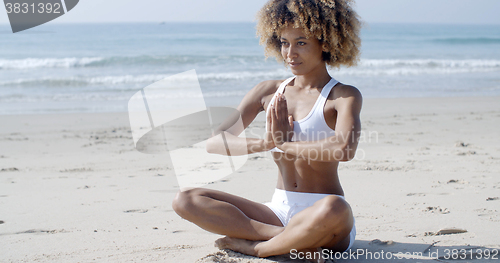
[{"x1": 266, "y1": 76, "x2": 339, "y2": 153}]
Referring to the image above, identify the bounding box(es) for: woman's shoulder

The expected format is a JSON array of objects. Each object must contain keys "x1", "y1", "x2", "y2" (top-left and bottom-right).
[
  {"x1": 252, "y1": 79, "x2": 284, "y2": 96},
  {"x1": 238, "y1": 79, "x2": 286, "y2": 113},
  {"x1": 330, "y1": 83, "x2": 362, "y2": 100},
  {"x1": 255, "y1": 80, "x2": 286, "y2": 107},
  {"x1": 244, "y1": 79, "x2": 285, "y2": 103},
  {"x1": 328, "y1": 83, "x2": 363, "y2": 112}
]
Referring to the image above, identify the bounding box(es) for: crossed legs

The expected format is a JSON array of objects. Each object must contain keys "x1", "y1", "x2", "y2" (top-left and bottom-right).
[{"x1": 172, "y1": 188, "x2": 353, "y2": 259}]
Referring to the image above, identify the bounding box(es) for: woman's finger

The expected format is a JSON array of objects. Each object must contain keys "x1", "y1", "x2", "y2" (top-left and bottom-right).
[
  {"x1": 275, "y1": 94, "x2": 284, "y2": 123},
  {"x1": 274, "y1": 95, "x2": 281, "y2": 122},
  {"x1": 266, "y1": 104, "x2": 272, "y2": 131},
  {"x1": 271, "y1": 103, "x2": 277, "y2": 126},
  {"x1": 281, "y1": 95, "x2": 287, "y2": 121}
]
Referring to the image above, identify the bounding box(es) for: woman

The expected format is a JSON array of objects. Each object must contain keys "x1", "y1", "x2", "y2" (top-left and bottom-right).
[{"x1": 172, "y1": 0, "x2": 362, "y2": 260}]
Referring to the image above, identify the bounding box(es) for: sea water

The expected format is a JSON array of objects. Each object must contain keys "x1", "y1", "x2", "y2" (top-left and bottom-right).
[{"x1": 0, "y1": 23, "x2": 499, "y2": 114}]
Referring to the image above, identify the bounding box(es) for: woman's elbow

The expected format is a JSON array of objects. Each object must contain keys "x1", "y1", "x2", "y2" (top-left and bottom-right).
[{"x1": 334, "y1": 144, "x2": 358, "y2": 162}]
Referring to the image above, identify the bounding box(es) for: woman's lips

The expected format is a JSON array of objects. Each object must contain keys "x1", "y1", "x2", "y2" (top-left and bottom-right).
[{"x1": 289, "y1": 62, "x2": 302, "y2": 68}]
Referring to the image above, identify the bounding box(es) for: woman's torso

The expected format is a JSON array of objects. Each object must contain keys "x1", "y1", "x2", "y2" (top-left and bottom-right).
[{"x1": 261, "y1": 77, "x2": 344, "y2": 196}]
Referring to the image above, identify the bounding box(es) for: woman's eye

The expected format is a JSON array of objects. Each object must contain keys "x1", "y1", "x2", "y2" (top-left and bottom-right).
[
  {"x1": 280, "y1": 42, "x2": 289, "y2": 46},
  {"x1": 298, "y1": 42, "x2": 306, "y2": 46}
]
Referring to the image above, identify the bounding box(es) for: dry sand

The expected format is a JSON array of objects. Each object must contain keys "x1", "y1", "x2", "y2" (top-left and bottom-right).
[{"x1": 1, "y1": 96, "x2": 499, "y2": 262}]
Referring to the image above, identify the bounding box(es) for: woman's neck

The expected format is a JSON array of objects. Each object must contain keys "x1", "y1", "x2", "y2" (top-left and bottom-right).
[{"x1": 293, "y1": 64, "x2": 331, "y2": 91}]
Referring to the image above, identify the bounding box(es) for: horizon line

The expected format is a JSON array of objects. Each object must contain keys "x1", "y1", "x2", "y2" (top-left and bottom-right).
[{"x1": 1, "y1": 21, "x2": 500, "y2": 26}]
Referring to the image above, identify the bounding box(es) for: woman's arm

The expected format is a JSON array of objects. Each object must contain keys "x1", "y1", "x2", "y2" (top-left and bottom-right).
[
  {"x1": 205, "y1": 80, "x2": 281, "y2": 155},
  {"x1": 271, "y1": 85, "x2": 363, "y2": 162},
  {"x1": 206, "y1": 132, "x2": 272, "y2": 155}
]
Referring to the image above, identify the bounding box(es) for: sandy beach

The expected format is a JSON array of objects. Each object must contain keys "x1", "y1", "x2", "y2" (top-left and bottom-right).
[{"x1": 1, "y1": 96, "x2": 499, "y2": 262}]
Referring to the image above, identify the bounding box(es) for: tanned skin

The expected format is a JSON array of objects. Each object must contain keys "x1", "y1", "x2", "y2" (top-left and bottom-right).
[{"x1": 172, "y1": 26, "x2": 362, "y2": 262}]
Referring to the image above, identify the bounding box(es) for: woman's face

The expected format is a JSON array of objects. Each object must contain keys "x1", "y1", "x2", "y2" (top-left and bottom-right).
[{"x1": 280, "y1": 26, "x2": 325, "y2": 76}]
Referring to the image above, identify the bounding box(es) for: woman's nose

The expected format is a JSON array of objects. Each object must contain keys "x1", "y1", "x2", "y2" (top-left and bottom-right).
[{"x1": 287, "y1": 46, "x2": 297, "y2": 59}]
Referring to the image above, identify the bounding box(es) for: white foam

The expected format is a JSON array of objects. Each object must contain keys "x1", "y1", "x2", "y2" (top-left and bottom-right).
[
  {"x1": 0, "y1": 57, "x2": 103, "y2": 69},
  {"x1": 360, "y1": 59, "x2": 500, "y2": 68},
  {"x1": 1, "y1": 58, "x2": 499, "y2": 89},
  {"x1": 0, "y1": 69, "x2": 291, "y2": 87},
  {"x1": 333, "y1": 59, "x2": 500, "y2": 76}
]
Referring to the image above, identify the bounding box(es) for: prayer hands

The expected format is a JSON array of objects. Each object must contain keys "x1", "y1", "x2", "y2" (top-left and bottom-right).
[{"x1": 266, "y1": 93, "x2": 294, "y2": 149}]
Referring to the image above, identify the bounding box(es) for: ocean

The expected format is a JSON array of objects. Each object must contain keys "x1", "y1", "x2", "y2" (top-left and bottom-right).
[{"x1": 0, "y1": 22, "x2": 499, "y2": 115}]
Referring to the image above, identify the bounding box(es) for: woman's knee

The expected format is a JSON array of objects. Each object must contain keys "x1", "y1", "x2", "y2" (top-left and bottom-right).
[
  {"x1": 312, "y1": 195, "x2": 352, "y2": 227},
  {"x1": 172, "y1": 190, "x2": 187, "y2": 217},
  {"x1": 172, "y1": 188, "x2": 204, "y2": 218}
]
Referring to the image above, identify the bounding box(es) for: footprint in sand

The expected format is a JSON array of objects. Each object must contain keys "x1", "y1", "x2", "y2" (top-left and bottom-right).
[
  {"x1": 15, "y1": 229, "x2": 67, "y2": 235},
  {"x1": 60, "y1": 167, "x2": 93, "y2": 173},
  {"x1": 197, "y1": 250, "x2": 297, "y2": 263},
  {"x1": 457, "y1": 150, "x2": 476, "y2": 156},
  {"x1": 124, "y1": 209, "x2": 148, "y2": 213},
  {"x1": 425, "y1": 228, "x2": 467, "y2": 236},
  {"x1": 369, "y1": 239, "x2": 395, "y2": 246},
  {"x1": 447, "y1": 179, "x2": 468, "y2": 184},
  {"x1": 424, "y1": 206, "x2": 450, "y2": 214},
  {"x1": 475, "y1": 208, "x2": 499, "y2": 221},
  {"x1": 0, "y1": 167, "x2": 19, "y2": 172},
  {"x1": 407, "y1": 193, "x2": 426, "y2": 197},
  {"x1": 249, "y1": 156, "x2": 266, "y2": 160}
]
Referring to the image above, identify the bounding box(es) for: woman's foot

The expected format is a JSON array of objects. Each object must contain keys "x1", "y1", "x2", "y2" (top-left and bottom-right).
[
  {"x1": 215, "y1": 237, "x2": 326, "y2": 262},
  {"x1": 215, "y1": 236, "x2": 262, "y2": 257}
]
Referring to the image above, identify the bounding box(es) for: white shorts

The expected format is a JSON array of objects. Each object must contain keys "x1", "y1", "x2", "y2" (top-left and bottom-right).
[{"x1": 264, "y1": 188, "x2": 356, "y2": 251}]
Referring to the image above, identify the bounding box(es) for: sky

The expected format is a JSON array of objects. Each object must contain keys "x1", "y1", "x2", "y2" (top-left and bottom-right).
[{"x1": 1, "y1": 0, "x2": 500, "y2": 25}]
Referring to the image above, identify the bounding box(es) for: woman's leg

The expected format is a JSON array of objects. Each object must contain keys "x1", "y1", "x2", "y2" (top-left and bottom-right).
[
  {"x1": 215, "y1": 195, "x2": 353, "y2": 258},
  {"x1": 172, "y1": 188, "x2": 284, "y2": 241}
]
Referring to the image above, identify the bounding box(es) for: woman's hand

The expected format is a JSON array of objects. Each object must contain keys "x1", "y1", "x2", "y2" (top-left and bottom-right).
[
  {"x1": 271, "y1": 93, "x2": 294, "y2": 148},
  {"x1": 262, "y1": 105, "x2": 276, "y2": 151}
]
